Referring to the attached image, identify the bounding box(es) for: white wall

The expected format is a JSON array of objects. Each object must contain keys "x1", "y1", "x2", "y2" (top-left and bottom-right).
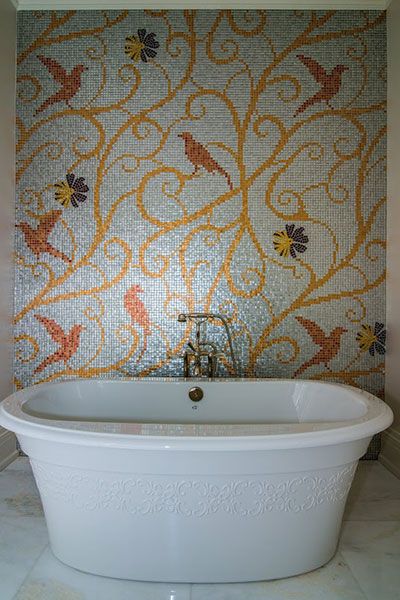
[
  {"x1": 381, "y1": 0, "x2": 400, "y2": 477},
  {"x1": 0, "y1": 0, "x2": 17, "y2": 470}
]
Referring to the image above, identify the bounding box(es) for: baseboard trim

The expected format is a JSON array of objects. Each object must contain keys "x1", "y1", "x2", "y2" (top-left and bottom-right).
[
  {"x1": 379, "y1": 427, "x2": 400, "y2": 479},
  {"x1": 0, "y1": 427, "x2": 17, "y2": 471}
]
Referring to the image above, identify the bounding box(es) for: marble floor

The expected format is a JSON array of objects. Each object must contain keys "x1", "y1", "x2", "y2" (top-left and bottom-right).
[{"x1": 0, "y1": 458, "x2": 399, "y2": 600}]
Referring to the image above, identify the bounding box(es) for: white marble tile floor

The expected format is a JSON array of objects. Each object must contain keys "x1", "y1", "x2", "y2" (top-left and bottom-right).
[{"x1": 0, "y1": 458, "x2": 399, "y2": 600}]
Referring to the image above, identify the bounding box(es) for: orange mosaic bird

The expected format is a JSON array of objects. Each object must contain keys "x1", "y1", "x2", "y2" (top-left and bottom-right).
[
  {"x1": 124, "y1": 285, "x2": 151, "y2": 338},
  {"x1": 294, "y1": 316, "x2": 347, "y2": 377},
  {"x1": 178, "y1": 132, "x2": 234, "y2": 190},
  {"x1": 16, "y1": 209, "x2": 71, "y2": 263},
  {"x1": 294, "y1": 54, "x2": 349, "y2": 117},
  {"x1": 34, "y1": 314, "x2": 85, "y2": 374},
  {"x1": 35, "y1": 54, "x2": 87, "y2": 115}
]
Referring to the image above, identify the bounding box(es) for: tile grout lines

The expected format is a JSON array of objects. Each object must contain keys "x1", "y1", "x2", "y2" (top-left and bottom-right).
[{"x1": 11, "y1": 544, "x2": 50, "y2": 600}]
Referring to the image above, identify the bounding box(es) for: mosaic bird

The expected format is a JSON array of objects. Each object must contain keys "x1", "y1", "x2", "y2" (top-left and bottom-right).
[
  {"x1": 35, "y1": 54, "x2": 87, "y2": 115},
  {"x1": 34, "y1": 314, "x2": 85, "y2": 374},
  {"x1": 16, "y1": 209, "x2": 71, "y2": 263},
  {"x1": 294, "y1": 316, "x2": 347, "y2": 377},
  {"x1": 124, "y1": 285, "x2": 151, "y2": 338},
  {"x1": 294, "y1": 54, "x2": 349, "y2": 117},
  {"x1": 178, "y1": 132, "x2": 234, "y2": 190}
]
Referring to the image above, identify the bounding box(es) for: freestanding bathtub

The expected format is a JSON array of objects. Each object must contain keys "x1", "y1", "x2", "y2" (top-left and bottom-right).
[{"x1": 0, "y1": 378, "x2": 393, "y2": 583}]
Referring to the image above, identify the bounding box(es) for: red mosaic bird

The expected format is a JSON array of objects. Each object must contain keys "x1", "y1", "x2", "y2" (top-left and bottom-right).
[
  {"x1": 34, "y1": 314, "x2": 85, "y2": 374},
  {"x1": 16, "y1": 209, "x2": 71, "y2": 263},
  {"x1": 178, "y1": 132, "x2": 234, "y2": 190},
  {"x1": 124, "y1": 285, "x2": 151, "y2": 340},
  {"x1": 35, "y1": 54, "x2": 87, "y2": 115},
  {"x1": 294, "y1": 54, "x2": 349, "y2": 117},
  {"x1": 294, "y1": 316, "x2": 347, "y2": 377}
]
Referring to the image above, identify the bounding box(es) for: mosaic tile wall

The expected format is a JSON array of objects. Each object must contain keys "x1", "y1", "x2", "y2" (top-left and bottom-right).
[{"x1": 15, "y1": 10, "x2": 386, "y2": 396}]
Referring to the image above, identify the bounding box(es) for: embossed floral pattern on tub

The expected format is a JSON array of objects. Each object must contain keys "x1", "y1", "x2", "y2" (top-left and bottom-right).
[
  {"x1": 125, "y1": 29, "x2": 159, "y2": 62},
  {"x1": 31, "y1": 460, "x2": 358, "y2": 517},
  {"x1": 54, "y1": 174, "x2": 89, "y2": 208}
]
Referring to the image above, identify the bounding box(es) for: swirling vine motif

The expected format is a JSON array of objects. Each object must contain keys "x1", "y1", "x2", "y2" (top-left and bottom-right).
[{"x1": 15, "y1": 10, "x2": 385, "y2": 397}]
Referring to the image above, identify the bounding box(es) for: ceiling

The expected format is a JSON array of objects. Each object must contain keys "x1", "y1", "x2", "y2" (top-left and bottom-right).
[{"x1": 11, "y1": 0, "x2": 391, "y2": 10}]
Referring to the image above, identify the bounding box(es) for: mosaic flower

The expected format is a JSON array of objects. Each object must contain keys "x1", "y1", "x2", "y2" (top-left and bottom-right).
[
  {"x1": 54, "y1": 174, "x2": 89, "y2": 208},
  {"x1": 356, "y1": 322, "x2": 386, "y2": 356},
  {"x1": 125, "y1": 29, "x2": 159, "y2": 63},
  {"x1": 273, "y1": 224, "x2": 309, "y2": 258}
]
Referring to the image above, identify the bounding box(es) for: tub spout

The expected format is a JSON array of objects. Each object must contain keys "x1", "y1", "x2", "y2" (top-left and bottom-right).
[{"x1": 178, "y1": 313, "x2": 238, "y2": 377}]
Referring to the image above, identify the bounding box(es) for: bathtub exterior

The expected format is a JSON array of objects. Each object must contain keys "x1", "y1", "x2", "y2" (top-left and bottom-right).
[{"x1": 0, "y1": 378, "x2": 393, "y2": 583}]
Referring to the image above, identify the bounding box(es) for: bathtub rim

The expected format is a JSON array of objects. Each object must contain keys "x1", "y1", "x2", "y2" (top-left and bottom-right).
[{"x1": 0, "y1": 378, "x2": 393, "y2": 451}]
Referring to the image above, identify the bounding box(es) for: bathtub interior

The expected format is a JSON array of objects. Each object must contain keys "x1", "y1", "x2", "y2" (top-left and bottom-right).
[{"x1": 19, "y1": 379, "x2": 368, "y2": 425}]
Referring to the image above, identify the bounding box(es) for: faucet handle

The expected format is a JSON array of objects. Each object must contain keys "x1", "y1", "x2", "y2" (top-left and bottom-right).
[
  {"x1": 187, "y1": 341, "x2": 197, "y2": 353},
  {"x1": 207, "y1": 352, "x2": 217, "y2": 378},
  {"x1": 183, "y1": 348, "x2": 196, "y2": 378}
]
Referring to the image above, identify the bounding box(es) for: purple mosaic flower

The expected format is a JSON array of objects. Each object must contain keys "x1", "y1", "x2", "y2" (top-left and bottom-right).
[
  {"x1": 273, "y1": 224, "x2": 309, "y2": 258},
  {"x1": 357, "y1": 322, "x2": 386, "y2": 356},
  {"x1": 54, "y1": 173, "x2": 89, "y2": 208},
  {"x1": 125, "y1": 29, "x2": 160, "y2": 63}
]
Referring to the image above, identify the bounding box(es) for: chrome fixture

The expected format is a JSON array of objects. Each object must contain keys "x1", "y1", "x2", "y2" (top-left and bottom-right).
[{"x1": 177, "y1": 313, "x2": 238, "y2": 378}]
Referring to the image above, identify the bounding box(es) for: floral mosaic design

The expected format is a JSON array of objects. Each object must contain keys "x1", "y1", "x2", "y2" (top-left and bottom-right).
[
  {"x1": 125, "y1": 29, "x2": 160, "y2": 63},
  {"x1": 357, "y1": 322, "x2": 386, "y2": 357},
  {"x1": 273, "y1": 224, "x2": 309, "y2": 259},
  {"x1": 14, "y1": 10, "x2": 386, "y2": 399},
  {"x1": 54, "y1": 173, "x2": 89, "y2": 207}
]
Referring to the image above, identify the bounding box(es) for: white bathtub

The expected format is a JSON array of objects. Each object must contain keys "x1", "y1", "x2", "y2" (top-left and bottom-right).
[{"x1": 0, "y1": 378, "x2": 393, "y2": 583}]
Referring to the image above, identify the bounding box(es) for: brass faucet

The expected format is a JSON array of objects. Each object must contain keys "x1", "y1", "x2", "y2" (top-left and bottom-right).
[{"x1": 177, "y1": 313, "x2": 238, "y2": 378}]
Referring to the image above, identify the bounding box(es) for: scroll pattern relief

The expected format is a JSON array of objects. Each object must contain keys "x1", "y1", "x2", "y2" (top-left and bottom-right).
[
  {"x1": 31, "y1": 460, "x2": 358, "y2": 516},
  {"x1": 15, "y1": 10, "x2": 386, "y2": 392}
]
